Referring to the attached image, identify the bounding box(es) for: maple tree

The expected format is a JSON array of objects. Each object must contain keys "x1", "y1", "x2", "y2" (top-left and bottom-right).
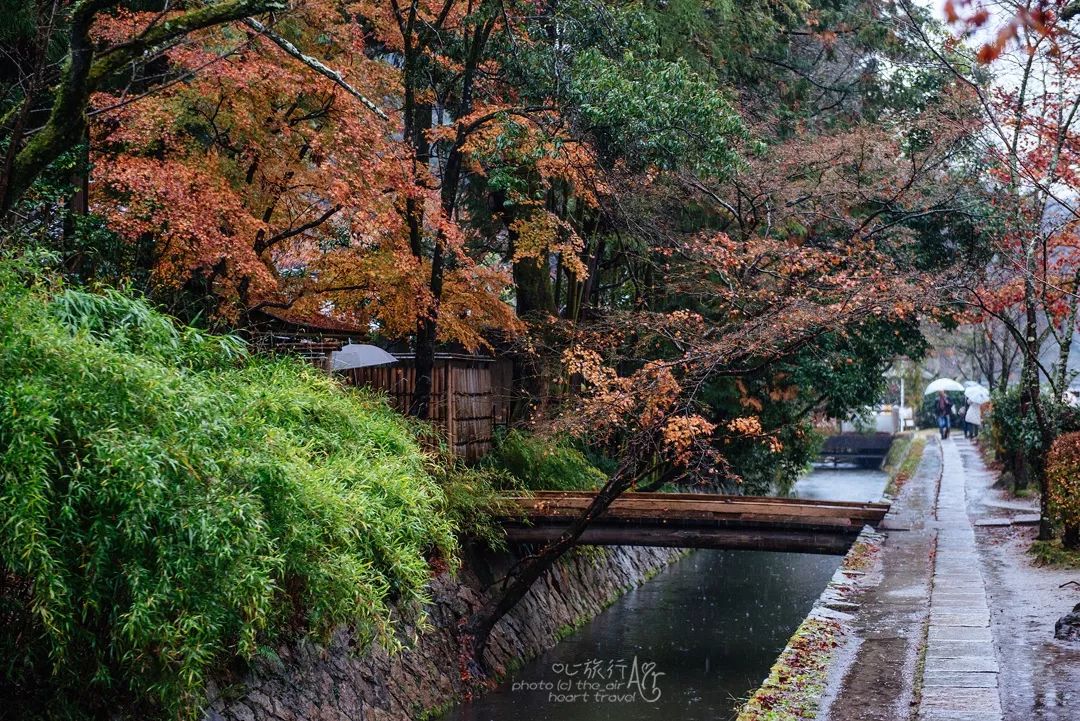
[
  {"x1": 87, "y1": 3, "x2": 522, "y2": 347},
  {"x1": 1, "y1": 0, "x2": 999, "y2": 679},
  {"x1": 917, "y1": 0, "x2": 1080, "y2": 536},
  {"x1": 0, "y1": 0, "x2": 293, "y2": 215},
  {"x1": 462, "y1": 83, "x2": 981, "y2": 661},
  {"x1": 80, "y1": 1, "x2": 737, "y2": 418},
  {"x1": 5, "y1": 3, "x2": 534, "y2": 421},
  {"x1": 369, "y1": 0, "x2": 750, "y2": 415}
]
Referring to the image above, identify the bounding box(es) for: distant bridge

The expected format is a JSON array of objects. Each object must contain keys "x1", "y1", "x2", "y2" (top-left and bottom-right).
[
  {"x1": 494, "y1": 491, "x2": 890, "y2": 555},
  {"x1": 818, "y1": 432, "x2": 895, "y2": 469}
]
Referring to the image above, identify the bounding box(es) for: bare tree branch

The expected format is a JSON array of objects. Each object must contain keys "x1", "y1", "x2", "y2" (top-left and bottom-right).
[{"x1": 241, "y1": 18, "x2": 389, "y2": 121}]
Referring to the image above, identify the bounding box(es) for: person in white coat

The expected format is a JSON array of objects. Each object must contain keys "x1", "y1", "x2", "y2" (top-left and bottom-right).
[{"x1": 965, "y1": 401, "x2": 982, "y2": 438}]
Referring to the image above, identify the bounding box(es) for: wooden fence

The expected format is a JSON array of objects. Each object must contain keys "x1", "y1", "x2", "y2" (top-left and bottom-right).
[
  {"x1": 250, "y1": 321, "x2": 513, "y2": 461},
  {"x1": 345, "y1": 354, "x2": 512, "y2": 461}
]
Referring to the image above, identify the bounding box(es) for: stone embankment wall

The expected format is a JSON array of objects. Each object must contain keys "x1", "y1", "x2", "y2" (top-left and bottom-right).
[{"x1": 203, "y1": 545, "x2": 684, "y2": 721}]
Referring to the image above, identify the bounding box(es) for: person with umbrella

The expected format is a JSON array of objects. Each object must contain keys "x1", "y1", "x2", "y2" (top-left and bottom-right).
[
  {"x1": 964, "y1": 384, "x2": 990, "y2": 439},
  {"x1": 935, "y1": 390, "x2": 954, "y2": 439},
  {"x1": 924, "y1": 378, "x2": 965, "y2": 440}
]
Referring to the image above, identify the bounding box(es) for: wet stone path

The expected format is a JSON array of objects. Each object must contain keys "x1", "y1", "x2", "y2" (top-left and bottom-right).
[{"x1": 918, "y1": 439, "x2": 1002, "y2": 721}]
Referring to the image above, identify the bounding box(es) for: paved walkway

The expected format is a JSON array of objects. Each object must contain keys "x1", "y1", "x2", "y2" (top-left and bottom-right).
[
  {"x1": 823, "y1": 436, "x2": 938, "y2": 721},
  {"x1": 918, "y1": 439, "x2": 1003, "y2": 721}
]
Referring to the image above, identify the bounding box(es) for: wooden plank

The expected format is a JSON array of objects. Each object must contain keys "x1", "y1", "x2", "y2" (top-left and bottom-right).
[
  {"x1": 505, "y1": 498, "x2": 866, "y2": 521},
  {"x1": 507, "y1": 496, "x2": 885, "y2": 518},
  {"x1": 445, "y1": 359, "x2": 454, "y2": 450},
  {"x1": 502, "y1": 512, "x2": 858, "y2": 534},
  {"x1": 500, "y1": 524, "x2": 854, "y2": 555},
  {"x1": 520, "y1": 490, "x2": 889, "y2": 511},
  {"x1": 499, "y1": 496, "x2": 888, "y2": 524},
  {"x1": 511, "y1": 498, "x2": 888, "y2": 522},
  {"x1": 487, "y1": 490, "x2": 889, "y2": 553}
]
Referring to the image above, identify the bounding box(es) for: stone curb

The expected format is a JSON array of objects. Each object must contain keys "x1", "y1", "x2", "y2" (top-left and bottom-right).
[{"x1": 736, "y1": 525, "x2": 885, "y2": 721}]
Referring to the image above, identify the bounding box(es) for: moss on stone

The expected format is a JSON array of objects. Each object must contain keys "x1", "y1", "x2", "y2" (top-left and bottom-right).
[
  {"x1": 884, "y1": 434, "x2": 927, "y2": 496},
  {"x1": 735, "y1": 617, "x2": 842, "y2": 721}
]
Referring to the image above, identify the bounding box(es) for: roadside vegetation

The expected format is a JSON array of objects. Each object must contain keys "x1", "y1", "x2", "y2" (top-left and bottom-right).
[
  {"x1": 735, "y1": 617, "x2": 842, "y2": 721},
  {"x1": 1030, "y1": 540, "x2": 1080, "y2": 569},
  {"x1": 485, "y1": 430, "x2": 607, "y2": 492},
  {"x1": 992, "y1": 393, "x2": 1080, "y2": 548},
  {"x1": 1044, "y1": 432, "x2": 1080, "y2": 549},
  {"x1": 883, "y1": 432, "x2": 927, "y2": 497},
  {"x1": 736, "y1": 528, "x2": 883, "y2": 721},
  {"x1": 0, "y1": 266, "x2": 473, "y2": 719}
]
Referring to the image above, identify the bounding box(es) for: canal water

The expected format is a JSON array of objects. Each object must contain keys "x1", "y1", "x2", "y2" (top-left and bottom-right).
[{"x1": 441, "y1": 466, "x2": 887, "y2": 721}]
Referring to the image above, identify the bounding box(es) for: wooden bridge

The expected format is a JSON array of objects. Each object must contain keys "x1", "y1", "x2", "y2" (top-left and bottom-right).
[
  {"x1": 818, "y1": 432, "x2": 895, "y2": 469},
  {"x1": 493, "y1": 491, "x2": 890, "y2": 555}
]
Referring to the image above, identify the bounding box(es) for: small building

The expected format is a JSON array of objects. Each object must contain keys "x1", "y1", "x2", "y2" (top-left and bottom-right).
[
  {"x1": 248, "y1": 308, "x2": 511, "y2": 461},
  {"x1": 345, "y1": 353, "x2": 511, "y2": 460}
]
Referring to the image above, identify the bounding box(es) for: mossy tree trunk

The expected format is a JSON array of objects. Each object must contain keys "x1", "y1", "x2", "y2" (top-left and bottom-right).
[{"x1": 1, "y1": 0, "x2": 288, "y2": 216}]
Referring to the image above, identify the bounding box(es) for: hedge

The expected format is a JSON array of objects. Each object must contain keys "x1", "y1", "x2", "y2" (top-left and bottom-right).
[{"x1": 0, "y1": 271, "x2": 460, "y2": 719}]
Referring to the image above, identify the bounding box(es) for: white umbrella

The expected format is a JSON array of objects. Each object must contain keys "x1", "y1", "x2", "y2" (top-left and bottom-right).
[
  {"x1": 964, "y1": 384, "x2": 991, "y2": 404},
  {"x1": 329, "y1": 343, "x2": 398, "y2": 370},
  {"x1": 924, "y1": 378, "x2": 965, "y2": 395}
]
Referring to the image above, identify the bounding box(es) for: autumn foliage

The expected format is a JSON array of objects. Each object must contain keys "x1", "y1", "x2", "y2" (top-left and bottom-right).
[
  {"x1": 0, "y1": 0, "x2": 1012, "y2": 706},
  {"x1": 1046, "y1": 432, "x2": 1080, "y2": 547},
  {"x1": 1, "y1": 3, "x2": 997, "y2": 514},
  {"x1": 88, "y1": 3, "x2": 525, "y2": 351}
]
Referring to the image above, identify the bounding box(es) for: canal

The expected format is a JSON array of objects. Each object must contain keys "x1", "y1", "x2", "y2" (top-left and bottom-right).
[{"x1": 441, "y1": 466, "x2": 888, "y2": 721}]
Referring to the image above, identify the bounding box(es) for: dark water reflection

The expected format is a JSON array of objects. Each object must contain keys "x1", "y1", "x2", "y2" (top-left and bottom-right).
[{"x1": 441, "y1": 466, "x2": 887, "y2": 721}]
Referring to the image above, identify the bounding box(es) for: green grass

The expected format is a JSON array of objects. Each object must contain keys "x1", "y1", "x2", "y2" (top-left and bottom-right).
[
  {"x1": 0, "y1": 269, "x2": 464, "y2": 719},
  {"x1": 1030, "y1": 539, "x2": 1080, "y2": 569},
  {"x1": 417, "y1": 698, "x2": 458, "y2": 721},
  {"x1": 912, "y1": 623, "x2": 929, "y2": 710},
  {"x1": 882, "y1": 432, "x2": 914, "y2": 469},
  {"x1": 884, "y1": 433, "x2": 927, "y2": 497},
  {"x1": 555, "y1": 622, "x2": 581, "y2": 641}
]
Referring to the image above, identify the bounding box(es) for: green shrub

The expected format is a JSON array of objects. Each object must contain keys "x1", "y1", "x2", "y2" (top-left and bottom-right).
[
  {"x1": 487, "y1": 429, "x2": 607, "y2": 491},
  {"x1": 0, "y1": 274, "x2": 458, "y2": 719},
  {"x1": 425, "y1": 444, "x2": 513, "y2": 551},
  {"x1": 989, "y1": 386, "x2": 1080, "y2": 483},
  {"x1": 990, "y1": 387, "x2": 1037, "y2": 467},
  {"x1": 1046, "y1": 432, "x2": 1080, "y2": 548}
]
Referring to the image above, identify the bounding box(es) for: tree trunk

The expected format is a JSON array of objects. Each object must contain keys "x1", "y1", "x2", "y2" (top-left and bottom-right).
[
  {"x1": 1054, "y1": 272, "x2": 1080, "y2": 394},
  {"x1": 1020, "y1": 235, "x2": 1055, "y2": 540},
  {"x1": 410, "y1": 316, "x2": 438, "y2": 419},
  {"x1": 60, "y1": 137, "x2": 90, "y2": 276},
  {"x1": 463, "y1": 450, "x2": 646, "y2": 666},
  {"x1": 578, "y1": 234, "x2": 605, "y2": 318},
  {"x1": 406, "y1": 13, "x2": 494, "y2": 419},
  {"x1": 2, "y1": 0, "x2": 285, "y2": 215},
  {"x1": 1063, "y1": 523, "x2": 1079, "y2": 550},
  {"x1": 508, "y1": 205, "x2": 556, "y2": 318},
  {"x1": 1, "y1": 0, "x2": 102, "y2": 215},
  {"x1": 400, "y1": 23, "x2": 433, "y2": 417},
  {"x1": 999, "y1": 355, "x2": 1012, "y2": 396},
  {"x1": 514, "y1": 256, "x2": 556, "y2": 317}
]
